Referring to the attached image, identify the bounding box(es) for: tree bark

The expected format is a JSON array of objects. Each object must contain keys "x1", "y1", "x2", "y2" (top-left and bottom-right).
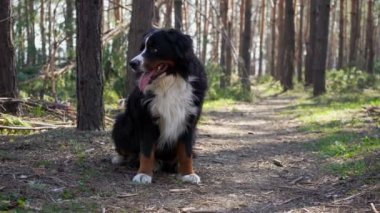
[
  {"x1": 296, "y1": 0, "x2": 304, "y2": 82},
  {"x1": 270, "y1": 0, "x2": 277, "y2": 78},
  {"x1": 365, "y1": 0, "x2": 374, "y2": 74},
  {"x1": 76, "y1": 0, "x2": 104, "y2": 130},
  {"x1": 174, "y1": 0, "x2": 183, "y2": 30},
  {"x1": 258, "y1": 0, "x2": 266, "y2": 77},
  {"x1": 220, "y1": 0, "x2": 228, "y2": 89},
  {"x1": 40, "y1": 0, "x2": 47, "y2": 64},
  {"x1": 26, "y1": 0, "x2": 37, "y2": 65},
  {"x1": 66, "y1": 0, "x2": 75, "y2": 61},
  {"x1": 241, "y1": 0, "x2": 252, "y2": 92},
  {"x1": 164, "y1": 0, "x2": 173, "y2": 28},
  {"x1": 337, "y1": 0, "x2": 344, "y2": 69},
  {"x1": 280, "y1": 0, "x2": 295, "y2": 91},
  {"x1": 348, "y1": 0, "x2": 360, "y2": 68},
  {"x1": 304, "y1": 0, "x2": 317, "y2": 86},
  {"x1": 126, "y1": 0, "x2": 154, "y2": 95},
  {"x1": 0, "y1": 0, "x2": 19, "y2": 114},
  {"x1": 313, "y1": 0, "x2": 331, "y2": 96},
  {"x1": 238, "y1": 0, "x2": 245, "y2": 77},
  {"x1": 275, "y1": 0, "x2": 285, "y2": 80},
  {"x1": 326, "y1": 0, "x2": 336, "y2": 69},
  {"x1": 201, "y1": 0, "x2": 209, "y2": 63}
]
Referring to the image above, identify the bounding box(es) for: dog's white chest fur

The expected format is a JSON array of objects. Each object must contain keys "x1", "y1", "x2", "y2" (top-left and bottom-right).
[{"x1": 147, "y1": 75, "x2": 197, "y2": 148}]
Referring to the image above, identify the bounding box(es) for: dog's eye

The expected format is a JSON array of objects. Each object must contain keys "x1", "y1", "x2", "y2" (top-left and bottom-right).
[{"x1": 151, "y1": 48, "x2": 158, "y2": 53}]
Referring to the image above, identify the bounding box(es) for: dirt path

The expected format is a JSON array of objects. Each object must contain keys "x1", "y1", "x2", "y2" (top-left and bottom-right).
[{"x1": 0, "y1": 96, "x2": 375, "y2": 212}]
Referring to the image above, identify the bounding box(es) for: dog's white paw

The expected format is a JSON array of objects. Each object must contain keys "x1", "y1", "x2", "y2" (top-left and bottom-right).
[
  {"x1": 132, "y1": 173, "x2": 152, "y2": 184},
  {"x1": 111, "y1": 154, "x2": 125, "y2": 165},
  {"x1": 181, "y1": 174, "x2": 201, "y2": 184}
]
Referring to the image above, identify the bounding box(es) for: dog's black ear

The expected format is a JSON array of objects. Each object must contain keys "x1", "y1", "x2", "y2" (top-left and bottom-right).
[{"x1": 166, "y1": 29, "x2": 193, "y2": 59}]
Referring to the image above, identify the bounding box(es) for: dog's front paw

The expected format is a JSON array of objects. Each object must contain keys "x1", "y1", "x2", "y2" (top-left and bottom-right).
[
  {"x1": 111, "y1": 154, "x2": 125, "y2": 165},
  {"x1": 132, "y1": 173, "x2": 152, "y2": 184},
  {"x1": 181, "y1": 174, "x2": 201, "y2": 184}
]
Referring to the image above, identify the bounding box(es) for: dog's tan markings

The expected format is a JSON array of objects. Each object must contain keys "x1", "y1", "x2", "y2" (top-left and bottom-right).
[
  {"x1": 177, "y1": 142, "x2": 194, "y2": 175},
  {"x1": 138, "y1": 149, "x2": 156, "y2": 176}
]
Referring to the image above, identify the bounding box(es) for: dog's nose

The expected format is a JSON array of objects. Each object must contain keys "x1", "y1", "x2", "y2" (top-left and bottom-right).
[{"x1": 129, "y1": 59, "x2": 140, "y2": 69}]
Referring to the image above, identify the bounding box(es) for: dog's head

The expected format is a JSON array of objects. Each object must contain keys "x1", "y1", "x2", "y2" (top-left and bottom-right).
[{"x1": 129, "y1": 29, "x2": 194, "y2": 91}]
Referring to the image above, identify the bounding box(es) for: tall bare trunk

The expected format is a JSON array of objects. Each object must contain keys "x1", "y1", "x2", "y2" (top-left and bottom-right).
[
  {"x1": 313, "y1": 0, "x2": 331, "y2": 96},
  {"x1": 164, "y1": 0, "x2": 173, "y2": 28},
  {"x1": 275, "y1": 0, "x2": 285, "y2": 80},
  {"x1": 327, "y1": 0, "x2": 336, "y2": 69},
  {"x1": 270, "y1": 0, "x2": 277, "y2": 78},
  {"x1": 258, "y1": 0, "x2": 266, "y2": 77},
  {"x1": 201, "y1": 0, "x2": 209, "y2": 63},
  {"x1": 126, "y1": 0, "x2": 154, "y2": 94},
  {"x1": 66, "y1": 0, "x2": 75, "y2": 61},
  {"x1": 241, "y1": 0, "x2": 252, "y2": 92},
  {"x1": 238, "y1": 0, "x2": 245, "y2": 77},
  {"x1": 220, "y1": 0, "x2": 228, "y2": 89},
  {"x1": 305, "y1": 0, "x2": 317, "y2": 86},
  {"x1": 40, "y1": 0, "x2": 46, "y2": 64},
  {"x1": 337, "y1": 0, "x2": 344, "y2": 69},
  {"x1": 0, "y1": 0, "x2": 19, "y2": 114},
  {"x1": 76, "y1": 0, "x2": 104, "y2": 130},
  {"x1": 349, "y1": 0, "x2": 360, "y2": 67},
  {"x1": 296, "y1": 0, "x2": 304, "y2": 82},
  {"x1": 174, "y1": 0, "x2": 183, "y2": 30},
  {"x1": 280, "y1": 0, "x2": 295, "y2": 91},
  {"x1": 365, "y1": 0, "x2": 374, "y2": 74}
]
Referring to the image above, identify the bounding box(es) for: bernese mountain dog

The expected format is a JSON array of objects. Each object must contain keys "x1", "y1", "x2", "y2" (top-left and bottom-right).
[{"x1": 111, "y1": 29, "x2": 207, "y2": 184}]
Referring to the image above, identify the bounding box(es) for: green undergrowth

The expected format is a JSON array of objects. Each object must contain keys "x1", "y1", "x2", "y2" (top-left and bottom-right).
[{"x1": 288, "y1": 87, "x2": 380, "y2": 179}]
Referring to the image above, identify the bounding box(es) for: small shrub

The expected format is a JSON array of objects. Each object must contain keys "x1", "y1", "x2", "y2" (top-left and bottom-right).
[{"x1": 327, "y1": 68, "x2": 376, "y2": 92}]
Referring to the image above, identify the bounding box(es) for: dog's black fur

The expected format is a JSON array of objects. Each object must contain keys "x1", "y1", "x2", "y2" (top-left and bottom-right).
[{"x1": 112, "y1": 29, "x2": 207, "y2": 174}]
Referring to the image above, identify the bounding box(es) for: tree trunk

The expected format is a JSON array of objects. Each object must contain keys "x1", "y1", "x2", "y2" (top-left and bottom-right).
[
  {"x1": 275, "y1": 0, "x2": 285, "y2": 80},
  {"x1": 348, "y1": 0, "x2": 360, "y2": 68},
  {"x1": 26, "y1": 0, "x2": 37, "y2": 65},
  {"x1": 126, "y1": 0, "x2": 154, "y2": 95},
  {"x1": 296, "y1": 0, "x2": 304, "y2": 82},
  {"x1": 270, "y1": 0, "x2": 277, "y2": 78},
  {"x1": 66, "y1": 0, "x2": 75, "y2": 61},
  {"x1": 280, "y1": 0, "x2": 295, "y2": 91},
  {"x1": 337, "y1": 0, "x2": 344, "y2": 69},
  {"x1": 76, "y1": 0, "x2": 104, "y2": 130},
  {"x1": 225, "y1": 21, "x2": 232, "y2": 86},
  {"x1": 313, "y1": 0, "x2": 331, "y2": 96},
  {"x1": 238, "y1": 0, "x2": 245, "y2": 77},
  {"x1": 304, "y1": 0, "x2": 317, "y2": 86},
  {"x1": 201, "y1": 0, "x2": 209, "y2": 63},
  {"x1": 40, "y1": 0, "x2": 47, "y2": 64},
  {"x1": 365, "y1": 0, "x2": 374, "y2": 74},
  {"x1": 114, "y1": 0, "x2": 122, "y2": 22},
  {"x1": 164, "y1": 0, "x2": 173, "y2": 28},
  {"x1": 220, "y1": 0, "x2": 228, "y2": 89},
  {"x1": 174, "y1": 0, "x2": 183, "y2": 30},
  {"x1": 326, "y1": 0, "x2": 336, "y2": 69},
  {"x1": 241, "y1": 0, "x2": 252, "y2": 92},
  {"x1": 48, "y1": 0, "x2": 52, "y2": 59},
  {"x1": 258, "y1": 0, "x2": 266, "y2": 77},
  {"x1": 0, "y1": 0, "x2": 19, "y2": 114}
]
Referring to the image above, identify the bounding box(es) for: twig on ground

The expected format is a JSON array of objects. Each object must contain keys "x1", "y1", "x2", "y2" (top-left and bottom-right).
[
  {"x1": 371, "y1": 203, "x2": 379, "y2": 213},
  {"x1": 0, "y1": 125, "x2": 72, "y2": 130},
  {"x1": 333, "y1": 185, "x2": 380, "y2": 204}
]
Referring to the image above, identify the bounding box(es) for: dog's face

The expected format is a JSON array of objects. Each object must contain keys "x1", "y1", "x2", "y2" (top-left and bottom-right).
[{"x1": 129, "y1": 29, "x2": 193, "y2": 91}]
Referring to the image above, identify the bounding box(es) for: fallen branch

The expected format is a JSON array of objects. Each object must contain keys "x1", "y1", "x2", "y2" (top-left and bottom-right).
[
  {"x1": 0, "y1": 125, "x2": 72, "y2": 131},
  {"x1": 333, "y1": 185, "x2": 380, "y2": 204},
  {"x1": 371, "y1": 203, "x2": 379, "y2": 213}
]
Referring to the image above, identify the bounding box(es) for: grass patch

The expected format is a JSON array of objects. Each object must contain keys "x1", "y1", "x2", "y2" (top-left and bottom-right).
[
  {"x1": 286, "y1": 83, "x2": 380, "y2": 178},
  {"x1": 203, "y1": 98, "x2": 237, "y2": 110}
]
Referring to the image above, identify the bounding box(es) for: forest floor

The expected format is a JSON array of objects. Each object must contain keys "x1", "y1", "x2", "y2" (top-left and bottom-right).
[{"x1": 0, "y1": 95, "x2": 379, "y2": 212}]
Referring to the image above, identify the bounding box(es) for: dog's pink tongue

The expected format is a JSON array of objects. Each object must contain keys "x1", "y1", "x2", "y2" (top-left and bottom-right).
[{"x1": 139, "y1": 71, "x2": 154, "y2": 91}]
